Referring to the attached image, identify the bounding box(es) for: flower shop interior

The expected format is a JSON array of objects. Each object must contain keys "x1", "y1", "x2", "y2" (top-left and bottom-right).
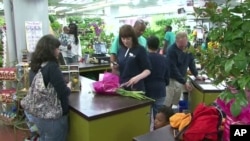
[{"x1": 0, "y1": 0, "x2": 249, "y2": 141}]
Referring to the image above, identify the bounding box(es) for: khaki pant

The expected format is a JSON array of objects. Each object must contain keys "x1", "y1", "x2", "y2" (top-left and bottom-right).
[{"x1": 165, "y1": 79, "x2": 185, "y2": 107}]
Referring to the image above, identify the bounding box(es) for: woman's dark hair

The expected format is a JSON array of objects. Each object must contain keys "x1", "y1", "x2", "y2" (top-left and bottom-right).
[
  {"x1": 119, "y1": 24, "x2": 139, "y2": 47},
  {"x1": 147, "y1": 35, "x2": 160, "y2": 51},
  {"x1": 30, "y1": 34, "x2": 60, "y2": 72},
  {"x1": 68, "y1": 23, "x2": 79, "y2": 45}
]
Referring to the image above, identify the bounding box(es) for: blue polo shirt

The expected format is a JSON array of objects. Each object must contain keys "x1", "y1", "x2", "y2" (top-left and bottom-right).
[{"x1": 117, "y1": 45, "x2": 151, "y2": 91}]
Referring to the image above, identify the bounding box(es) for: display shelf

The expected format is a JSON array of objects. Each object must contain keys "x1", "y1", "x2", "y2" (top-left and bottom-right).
[
  {"x1": 0, "y1": 63, "x2": 29, "y2": 131},
  {"x1": 60, "y1": 65, "x2": 80, "y2": 92}
]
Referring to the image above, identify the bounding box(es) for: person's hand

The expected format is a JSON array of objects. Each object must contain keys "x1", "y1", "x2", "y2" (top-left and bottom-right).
[
  {"x1": 110, "y1": 62, "x2": 119, "y2": 75},
  {"x1": 195, "y1": 75, "x2": 205, "y2": 81},
  {"x1": 184, "y1": 83, "x2": 193, "y2": 92},
  {"x1": 67, "y1": 45, "x2": 72, "y2": 50},
  {"x1": 67, "y1": 82, "x2": 72, "y2": 90},
  {"x1": 124, "y1": 76, "x2": 140, "y2": 87}
]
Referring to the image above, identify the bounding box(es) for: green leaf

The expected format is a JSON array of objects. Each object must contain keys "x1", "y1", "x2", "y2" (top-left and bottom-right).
[
  {"x1": 230, "y1": 100, "x2": 242, "y2": 117},
  {"x1": 238, "y1": 77, "x2": 250, "y2": 89},
  {"x1": 232, "y1": 30, "x2": 243, "y2": 40},
  {"x1": 241, "y1": 21, "x2": 250, "y2": 32},
  {"x1": 235, "y1": 90, "x2": 248, "y2": 105},
  {"x1": 231, "y1": 21, "x2": 243, "y2": 30},
  {"x1": 225, "y1": 60, "x2": 234, "y2": 73}
]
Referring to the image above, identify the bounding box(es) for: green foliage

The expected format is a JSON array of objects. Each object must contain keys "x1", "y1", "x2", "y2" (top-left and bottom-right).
[
  {"x1": 190, "y1": 0, "x2": 250, "y2": 117},
  {"x1": 143, "y1": 16, "x2": 188, "y2": 47},
  {"x1": 67, "y1": 16, "x2": 83, "y2": 24},
  {"x1": 0, "y1": 16, "x2": 5, "y2": 26},
  {"x1": 49, "y1": 15, "x2": 61, "y2": 36},
  {"x1": 49, "y1": 15, "x2": 57, "y2": 23}
]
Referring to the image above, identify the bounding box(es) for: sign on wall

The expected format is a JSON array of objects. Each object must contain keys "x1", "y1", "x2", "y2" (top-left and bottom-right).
[{"x1": 25, "y1": 21, "x2": 43, "y2": 53}]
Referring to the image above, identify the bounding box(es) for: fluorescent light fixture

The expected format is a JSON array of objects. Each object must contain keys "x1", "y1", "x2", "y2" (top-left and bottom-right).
[
  {"x1": 55, "y1": 7, "x2": 70, "y2": 12},
  {"x1": 59, "y1": 0, "x2": 93, "y2": 5},
  {"x1": 0, "y1": 2, "x2": 3, "y2": 11},
  {"x1": 132, "y1": 0, "x2": 140, "y2": 5}
]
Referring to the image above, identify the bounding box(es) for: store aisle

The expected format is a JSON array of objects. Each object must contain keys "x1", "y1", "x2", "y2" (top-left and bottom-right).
[{"x1": 0, "y1": 123, "x2": 30, "y2": 141}]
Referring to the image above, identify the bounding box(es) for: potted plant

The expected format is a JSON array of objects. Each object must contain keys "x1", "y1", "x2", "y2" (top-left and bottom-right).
[{"x1": 190, "y1": 0, "x2": 250, "y2": 124}]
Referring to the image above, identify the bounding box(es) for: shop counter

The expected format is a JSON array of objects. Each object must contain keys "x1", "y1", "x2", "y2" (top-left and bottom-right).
[
  {"x1": 67, "y1": 76, "x2": 152, "y2": 141},
  {"x1": 133, "y1": 125, "x2": 175, "y2": 141},
  {"x1": 189, "y1": 76, "x2": 225, "y2": 112}
]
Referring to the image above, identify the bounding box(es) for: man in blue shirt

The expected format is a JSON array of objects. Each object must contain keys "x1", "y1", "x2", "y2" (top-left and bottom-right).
[
  {"x1": 165, "y1": 32, "x2": 202, "y2": 108},
  {"x1": 163, "y1": 25, "x2": 175, "y2": 55},
  {"x1": 110, "y1": 19, "x2": 147, "y2": 74}
]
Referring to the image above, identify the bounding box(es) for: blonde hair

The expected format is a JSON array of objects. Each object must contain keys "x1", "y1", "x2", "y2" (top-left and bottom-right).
[{"x1": 176, "y1": 31, "x2": 188, "y2": 41}]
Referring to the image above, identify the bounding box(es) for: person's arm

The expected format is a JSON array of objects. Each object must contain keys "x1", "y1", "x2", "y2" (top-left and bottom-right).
[
  {"x1": 58, "y1": 34, "x2": 68, "y2": 51},
  {"x1": 188, "y1": 53, "x2": 203, "y2": 80},
  {"x1": 109, "y1": 36, "x2": 119, "y2": 62},
  {"x1": 77, "y1": 36, "x2": 82, "y2": 58},
  {"x1": 125, "y1": 69, "x2": 151, "y2": 87},
  {"x1": 48, "y1": 63, "x2": 71, "y2": 97},
  {"x1": 188, "y1": 54, "x2": 198, "y2": 76},
  {"x1": 163, "y1": 32, "x2": 170, "y2": 54},
  {"x1": 125, "y1": 47, "x2": 151, "y2": 87},
  {"x1": 165, "y1": 60, "x2": 170, "y2": 86}
]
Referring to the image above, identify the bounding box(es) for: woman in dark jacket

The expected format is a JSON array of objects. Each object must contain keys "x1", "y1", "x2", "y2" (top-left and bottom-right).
[
  {"x1": 117, "y1": 24, "x2": 151, "y2": 91},
  {"x1": 27, "y1": 34, "x2": 71, "y2": 141}
]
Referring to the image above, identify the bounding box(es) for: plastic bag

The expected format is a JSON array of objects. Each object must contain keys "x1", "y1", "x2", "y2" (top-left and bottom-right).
[{"x1": 92, "y1": 72, "x2": 120, "y2": 95}]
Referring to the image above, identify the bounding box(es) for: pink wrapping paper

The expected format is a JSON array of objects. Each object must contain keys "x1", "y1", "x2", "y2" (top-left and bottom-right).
[{"x1": 92, "y1": 72, "x2": 120, "y2": 95}]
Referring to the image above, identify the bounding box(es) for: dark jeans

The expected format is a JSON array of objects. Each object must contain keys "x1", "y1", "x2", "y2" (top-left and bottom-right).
[{"x1": 25, "y1": 112, "x2": 68, "y2": 141}]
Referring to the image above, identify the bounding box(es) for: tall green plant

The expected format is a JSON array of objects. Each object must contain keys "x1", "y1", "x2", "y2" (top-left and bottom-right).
[{"x1": 190, "y1": 0, "x2": 250, "y2": 116}]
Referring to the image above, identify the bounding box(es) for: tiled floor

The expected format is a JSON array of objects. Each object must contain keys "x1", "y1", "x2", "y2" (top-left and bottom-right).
[{"x1": 0, "y1": 123, "x2": 30, "y2": 141}]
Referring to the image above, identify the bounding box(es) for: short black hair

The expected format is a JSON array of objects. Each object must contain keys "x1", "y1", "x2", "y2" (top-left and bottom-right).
[
  {"x1": 158, "y1": 105, "x2": 174, "y2": 122},
  {"x1": 166, "y1": 25, "x2": 172, "y2": 31},
  {"x1": 147, "y1": 35, "x2": 160, "y2": 51}
]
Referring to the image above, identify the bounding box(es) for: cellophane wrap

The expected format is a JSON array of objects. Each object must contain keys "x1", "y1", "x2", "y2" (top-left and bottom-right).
[{"x1": 92, "y1": 72, "x2": 120, "y2": 95}]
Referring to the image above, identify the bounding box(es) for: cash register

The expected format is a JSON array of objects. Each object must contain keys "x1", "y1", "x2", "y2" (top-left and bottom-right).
[{"x1": 90, "y1": 42, "x2": 109, "y2": 64}]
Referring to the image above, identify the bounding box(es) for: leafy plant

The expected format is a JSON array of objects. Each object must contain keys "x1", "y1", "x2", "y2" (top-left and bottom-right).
[
  {"x1": 189, "y1": 0, "x2": 250, "y2": 117},
  {"x1": 49, "y1": 15, "x2": 61, "y2": 36},
  {"x1": 67, "y1": 16, "x2": 83, "y2": 24}
]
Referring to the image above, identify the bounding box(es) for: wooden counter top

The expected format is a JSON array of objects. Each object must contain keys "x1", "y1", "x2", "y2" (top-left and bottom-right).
[
  {"x1": 189, "y1": 76, "x2": 225, "y2": 93},
  {"x1": 68, "y1": 62, "x2": 110, "y2": 73},
  {"x1": 133, "y1": 125, "x2": 175, "y2": 141},
  {"x1": 69, "y1": 76, "x2": 152, "y2": 121}
]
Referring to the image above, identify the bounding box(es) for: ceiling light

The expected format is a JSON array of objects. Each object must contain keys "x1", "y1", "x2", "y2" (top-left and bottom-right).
[
  {"x1": 132, "y1": 0, "x2": 140, "y2": 5},
  {"x1": 59, "y1": 0, "x2": 93, "y2": 5},
  {"x1": 55, "y1": 7, "x2": 70, "y2": 12}
]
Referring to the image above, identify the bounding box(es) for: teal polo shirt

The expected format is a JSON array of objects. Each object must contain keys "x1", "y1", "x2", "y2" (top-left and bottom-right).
[
  {"x1": 164, "y1": 31, "x2": 176, "y2": 48},
  {"x1": 110, "y1": 35, "x2": 147, "y2": 54}
]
